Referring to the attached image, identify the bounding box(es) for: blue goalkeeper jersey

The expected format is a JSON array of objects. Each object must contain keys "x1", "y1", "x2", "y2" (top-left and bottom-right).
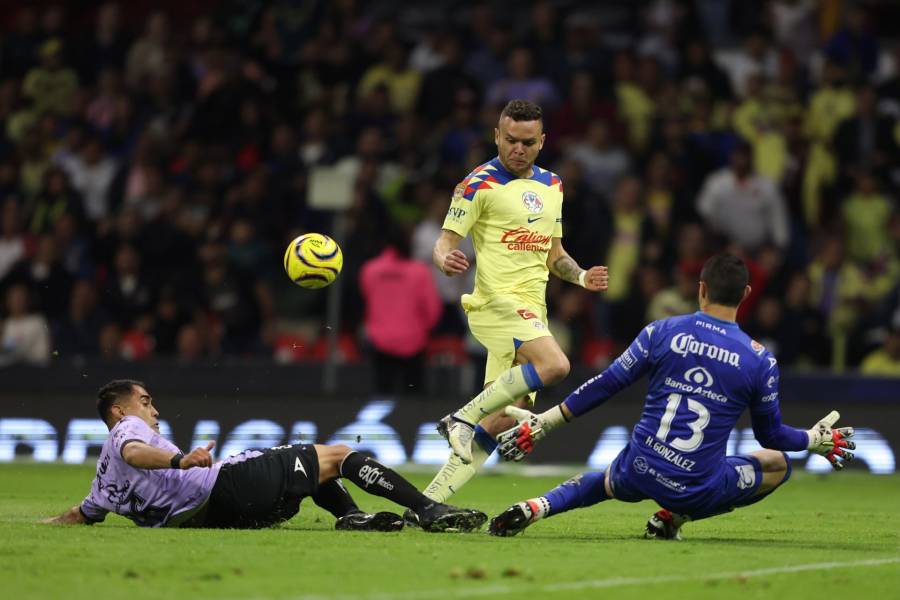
[{"x1": 564, "y1": 311, "x2": 802, "y2": 488}]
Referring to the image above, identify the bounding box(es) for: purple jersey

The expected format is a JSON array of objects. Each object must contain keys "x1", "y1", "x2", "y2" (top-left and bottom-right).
[{"x1": 80, "y1": 416, "x2": 221, "y2": 527}]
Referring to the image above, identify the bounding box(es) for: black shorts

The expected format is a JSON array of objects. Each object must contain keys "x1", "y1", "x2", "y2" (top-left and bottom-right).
[{"x1": 200, "y1": 444, "x2": 320, "y2": 529}]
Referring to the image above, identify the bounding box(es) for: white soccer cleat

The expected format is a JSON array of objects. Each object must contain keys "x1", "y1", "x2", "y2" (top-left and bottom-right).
[{"x1": 447, "y1": 416, "x2": 475, "y2": 464}]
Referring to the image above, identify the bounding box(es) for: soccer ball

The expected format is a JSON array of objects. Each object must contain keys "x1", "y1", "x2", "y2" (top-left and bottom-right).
[{"x1": 283, "y1": 233, "x2": 343, "y2": 289}]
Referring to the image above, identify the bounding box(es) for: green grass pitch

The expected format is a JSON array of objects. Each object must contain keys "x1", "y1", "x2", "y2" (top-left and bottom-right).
[{"x1": 2, "y1": 464, "x2": 898, "y2": 599}]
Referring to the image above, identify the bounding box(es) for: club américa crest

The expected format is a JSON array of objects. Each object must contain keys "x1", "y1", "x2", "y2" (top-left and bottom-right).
[{"x1": 522, "y1": 190, "x2": 543, "y2": 213}]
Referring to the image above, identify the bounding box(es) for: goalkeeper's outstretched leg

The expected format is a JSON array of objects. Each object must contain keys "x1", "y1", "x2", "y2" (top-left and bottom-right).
[{"x1": 491, "y1": 448, "x2": 830, "y2": 540}]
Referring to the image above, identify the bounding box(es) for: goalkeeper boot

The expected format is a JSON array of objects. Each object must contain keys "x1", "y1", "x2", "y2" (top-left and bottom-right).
[
  {"x1": 446, "y1": 416, "x2": 476, "y2": 464},
  {"x1": 488, "y1": 501, "x2": 538, "y2": 537},
  {"x1": 417, "y1": 502, "x2": 487, "y2": 533},
  {"x1": 335, "y1": 511, "x2": 404, "y2": 532},
  {"x1": 644, "y1": 509, "x2": 684, "y2": 541}
]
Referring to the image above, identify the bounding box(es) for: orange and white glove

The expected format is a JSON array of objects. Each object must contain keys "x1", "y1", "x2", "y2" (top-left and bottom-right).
[
  {"x1": 806, "y1": 411, "x2": 855, "y2": 470},
  {"x1": 497, "y1": 405, "x2": 568, "y2": 462}
]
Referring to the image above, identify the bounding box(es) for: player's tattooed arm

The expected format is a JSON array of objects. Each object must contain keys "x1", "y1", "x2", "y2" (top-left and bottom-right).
[
  {"x1": 551, "y1": 255, "x2": 582, "y2": 284},
  {"x1": 547, "y1": 238, "x2": 609, "y2": 291},
  {"x1": 547, "y1": 237, "x2": 582, "y2": 284}
]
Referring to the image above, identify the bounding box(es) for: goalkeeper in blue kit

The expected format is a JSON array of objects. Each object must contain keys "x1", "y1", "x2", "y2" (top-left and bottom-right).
[{"x1": 489, "y1": 254, "x2": 855, "y2": 540}]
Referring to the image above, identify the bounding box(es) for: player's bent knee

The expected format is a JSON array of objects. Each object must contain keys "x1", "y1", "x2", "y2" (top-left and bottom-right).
[
  {"x1": 754, "y1": 449, "x2": 788, "y2": 474},
  {"x1": 314, "y1": 444, "x2": 353, "y2": 483},
  {"x1": 535, "y1": 357, "x2": 570, "y2": 385}
]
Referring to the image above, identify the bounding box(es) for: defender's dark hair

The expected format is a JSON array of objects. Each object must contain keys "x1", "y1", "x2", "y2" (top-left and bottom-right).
[
  {"x1": 700, "y1": 254, "x2": 748, "y2": 307},
  {"x1": 97, "y1": 379, "x2": 145, "y2": 423},
  {"x1": 500, "y1": 99, "x2": 543, "y2": 123}
]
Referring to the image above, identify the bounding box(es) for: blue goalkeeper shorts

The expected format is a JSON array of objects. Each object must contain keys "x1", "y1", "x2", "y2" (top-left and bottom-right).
[{"x1": 607, "y1": 443, "x2": 774, "y2": 520}]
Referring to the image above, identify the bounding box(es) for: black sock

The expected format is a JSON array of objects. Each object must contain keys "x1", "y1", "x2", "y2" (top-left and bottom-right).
[
  {"x1": 339, "y1": 452, "x2": 430, "y2": 512},
  {"x1": 312, "y1": 479, "x2": 360, "y2": 518}
]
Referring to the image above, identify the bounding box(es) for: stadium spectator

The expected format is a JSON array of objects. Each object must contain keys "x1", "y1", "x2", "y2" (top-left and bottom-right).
[
  {"x1": 0, "y1": 283, "x2": 50, "y2": 366},
  {"x1": 56, "y1": 136, "x2": 119, "y2": 222},
  {"x1": 104, "y1": 244, "x2": 153, "y2": 329},
  {"x1": 359, "y1": 227, "x2": 442, "y2": 395},
  {"x1": 696, "y1": 142, "x2": 790, "y2": 253},
  {"x1": 125, "y1": 11, "x2": 170, "y2": 90},
  {"x1": 486, "y1": 46, "x2": 561, "y2": 110},
  {"x1": 6, "y1": 234, "x2": 72, "y2": 320},
  {"x1": 417, "y1": 34, "x2": 481, "y2": 123},
  {"x1": 0, "y1": 199, "x2": 30, "y2": 284},
  {"x1": 824, "y1": 4, "x2": 880, "y2": 82},
  {"x1": 646, "y1": 263, "x2": 700, "y2": 321},
  {"x1": 72, "y1": 3, "x2": 130, "y2": 85},
  {"x1": 842, "y1": 172, "x2": 894, "y2": 264},
  {"x1": 773, "y1": 272, "x2": 829, "y2": 367},
  {"x1": 860, "y1": 327, "x2": 900, "y2": 376},
  {"x1": 358, "y1": 40, "x2": 422, "y2": 114},
  {"x1": 564, "y1": 121, "x2": 630, "y2": 198},
  {"x1": 22, "y1": 38, "x2": 78, "y2": 116},
  {"x1": 52, "y1": 279, "x2": 108, "y2": 358},
  {"x1": 678, "y1": 39, "x2": 733, "y2": 101},
  {"x1": 833, "y1": 86, "x2": 896, "y2": 190},
  {"x1": 26, "y1": 167, "x2": 85, "y2": 234}
]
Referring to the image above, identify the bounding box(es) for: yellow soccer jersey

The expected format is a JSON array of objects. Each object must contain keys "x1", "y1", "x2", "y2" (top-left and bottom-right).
[{"x1": 442, "y1": 157, "x2": 564, "y2": 306}]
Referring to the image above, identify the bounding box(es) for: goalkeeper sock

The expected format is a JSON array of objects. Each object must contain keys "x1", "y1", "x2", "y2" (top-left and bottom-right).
[
  {"x1": 454, "y1": 364, "x2": 544, "y2": 424},
  {"x1": 424, "y1": 425, "x2": 496, "y2": 502},
  {"x1": 539, "y1": 471, "x2": 609, "y2": 517},
  {"x1": 339, "y1": 452, "x2": 430, "y2": 512},
  {"x1": 311, "y1": 479, "x2": 360, "y2": 518}
]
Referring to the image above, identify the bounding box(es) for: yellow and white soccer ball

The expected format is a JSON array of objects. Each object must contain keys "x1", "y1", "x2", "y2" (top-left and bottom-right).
[{"x1": 283, "y1": 233, "x2": 343, "y2": 289}]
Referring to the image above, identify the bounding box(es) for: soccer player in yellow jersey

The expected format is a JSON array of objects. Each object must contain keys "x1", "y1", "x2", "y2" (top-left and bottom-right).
[{"x1": 423, "y1": 99, "x2": 608, "y2": 504}]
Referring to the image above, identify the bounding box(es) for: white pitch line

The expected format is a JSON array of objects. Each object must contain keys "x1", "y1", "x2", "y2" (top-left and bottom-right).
[{"x1": 276, "y1": 556, "x2": 900, "y2": 600}]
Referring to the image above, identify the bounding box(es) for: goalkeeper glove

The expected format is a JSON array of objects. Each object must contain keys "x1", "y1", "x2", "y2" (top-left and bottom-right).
[
  {"x1": 806, "y1": 410, "x2": 855, "y2": 470},
  {"x1": 496, "y1": 405, "x2": 569, "y2": 462}
]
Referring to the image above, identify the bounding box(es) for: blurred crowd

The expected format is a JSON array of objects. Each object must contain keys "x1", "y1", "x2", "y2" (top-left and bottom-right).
[{"x1": 0, "y1": 0, "x2": 899, "y2": 377}]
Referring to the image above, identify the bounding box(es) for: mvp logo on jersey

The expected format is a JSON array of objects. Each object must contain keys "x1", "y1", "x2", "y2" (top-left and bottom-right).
[
  {"x1": 500, "y1": 227, "x2": 552, "y2": 251},
  {"x1": 670, "y1": 333, "x2": 741, "y2": 367},
  {"x1": 522, "y1": 190, "x2": 543, "y2": 213}
]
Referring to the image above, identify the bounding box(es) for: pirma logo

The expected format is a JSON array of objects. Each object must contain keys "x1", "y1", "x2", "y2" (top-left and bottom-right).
[
  {"x1": 633, "y1": 456, "x2": 649, "y2": 474},
  {"x1": 522, "y1": 190, "x2": 543, "y2": 213}
]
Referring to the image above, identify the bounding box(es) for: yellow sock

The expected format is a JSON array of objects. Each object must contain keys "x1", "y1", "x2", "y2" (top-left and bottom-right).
[
  {"x1": 424, "y1": 442, "x2": 491, "y2": 502},
  {"x1": 454, "y1": 364, "x2": 542, "y2": 424}
]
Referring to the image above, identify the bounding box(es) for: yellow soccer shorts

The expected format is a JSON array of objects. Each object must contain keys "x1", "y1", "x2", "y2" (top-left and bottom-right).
[{"x1": 462, "y1": 293, "x2": 553, "y2": 406}]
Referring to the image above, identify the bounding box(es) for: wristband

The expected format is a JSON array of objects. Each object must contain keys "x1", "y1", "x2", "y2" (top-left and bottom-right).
[
  {"x1": 538, "y1": 405, "x2": 569, "y2": 433},
  {"x1": 578, "y1": 270, "x2": 587, "y2": 288},
  {"x1": 170, "y1": 453, "x2": 184, "y2": 469}
]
